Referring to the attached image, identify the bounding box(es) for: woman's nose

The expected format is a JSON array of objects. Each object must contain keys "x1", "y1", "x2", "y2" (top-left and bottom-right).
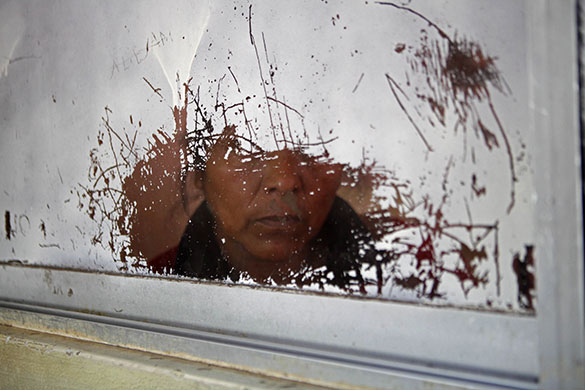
[{"x1": 261, "y1": 151, "x2": 302, "y2": 194}]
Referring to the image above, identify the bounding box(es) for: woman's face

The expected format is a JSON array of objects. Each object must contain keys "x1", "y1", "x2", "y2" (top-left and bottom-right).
[{"x1": 202, "y1": 134, "x2": 342, "y2": 264}]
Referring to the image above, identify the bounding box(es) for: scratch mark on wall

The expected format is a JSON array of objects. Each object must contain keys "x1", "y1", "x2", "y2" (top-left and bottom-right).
[
  {"x1": 57, "y1": 168, "x2": 64, "y2": 185},
  {"x1": 39, "y1": 220, "x2": 47, "y2": 238},
  {"x1": 39, "y1": 243, "x2": 61, "y2": 249},
  {"x1": 352, "y1": 73, "x2": 365, "y2": 93}
]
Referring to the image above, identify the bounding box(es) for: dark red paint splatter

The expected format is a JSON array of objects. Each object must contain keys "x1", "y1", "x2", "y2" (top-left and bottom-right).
[
  {"x1": 74, "y1": 6, "x2": 532, "y2": 307},
  {"x1": 380, "y1": 1, "x2": 517, "y2": 214},
  {"x1": 512, "y1": 245, "x2": 535, "y2": 310}
]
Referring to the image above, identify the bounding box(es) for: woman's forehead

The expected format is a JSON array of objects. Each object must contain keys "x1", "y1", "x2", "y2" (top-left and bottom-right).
[{"x1": 209, "y1": 128, "x2": 334, "y2": 165}]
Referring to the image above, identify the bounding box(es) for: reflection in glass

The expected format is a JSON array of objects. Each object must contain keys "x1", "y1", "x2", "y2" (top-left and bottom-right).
[{"x1": 176, "y1": 126, "x2": 379, "y2": 293}]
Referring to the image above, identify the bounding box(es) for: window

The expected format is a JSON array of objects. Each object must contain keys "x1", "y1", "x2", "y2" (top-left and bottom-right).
[{"x1": 0, "y1": 0, "x2": 583, "y2": 388}]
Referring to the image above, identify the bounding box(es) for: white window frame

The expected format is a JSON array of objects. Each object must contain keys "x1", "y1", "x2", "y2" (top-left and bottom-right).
[{"x1": 0, "y1": 1, "x2": 583, "y2": 388}]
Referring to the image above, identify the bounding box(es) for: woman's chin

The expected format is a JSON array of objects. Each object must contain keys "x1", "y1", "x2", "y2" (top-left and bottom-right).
[{"x1": 247, "y1": 242, "x2": 305, "y2": 264}]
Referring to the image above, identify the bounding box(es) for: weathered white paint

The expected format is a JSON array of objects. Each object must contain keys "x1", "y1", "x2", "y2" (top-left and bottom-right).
[
  {"x1": 529, "y1": 0, "x2": 585, "y2": 388},
  {"x1": 0, "y1": 324, "x2": 332, "y2": 390},
  {"x1": 0, "y1": 264, "x2": 538, "y2": 389}
]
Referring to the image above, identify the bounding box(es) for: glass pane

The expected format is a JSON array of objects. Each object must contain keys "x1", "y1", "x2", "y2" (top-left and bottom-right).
[{"x1": 0, "y1": 0, "x2": 535, "y2": 311}]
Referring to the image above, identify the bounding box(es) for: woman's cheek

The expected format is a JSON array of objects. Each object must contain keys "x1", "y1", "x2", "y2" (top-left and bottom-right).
[{"x1": 304, "y1": 165, "x2": 341, "y2": 196}]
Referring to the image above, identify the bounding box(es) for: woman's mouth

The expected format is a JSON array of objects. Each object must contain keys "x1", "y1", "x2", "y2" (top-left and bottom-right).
[{"x1": 254, "y1": 215, "x2": 301, "y2": 229}]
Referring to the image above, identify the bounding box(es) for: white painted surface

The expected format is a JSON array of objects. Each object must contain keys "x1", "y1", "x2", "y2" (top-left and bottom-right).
[{"x1": 0, "y1": 264, "x2": 538, "y2": 389}]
